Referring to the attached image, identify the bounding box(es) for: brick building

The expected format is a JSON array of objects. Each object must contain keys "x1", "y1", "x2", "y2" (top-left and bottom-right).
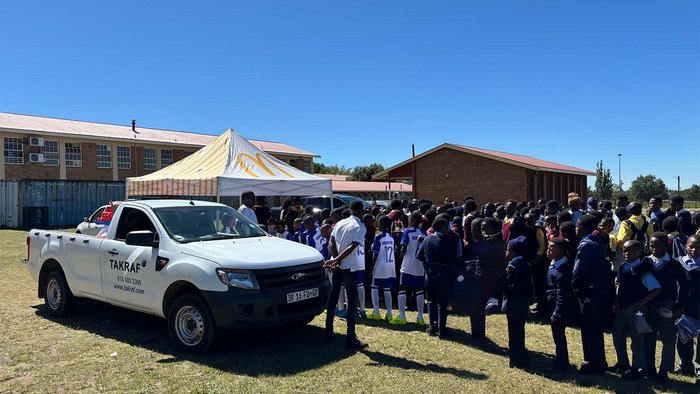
[
  {"x1": 373, "y1": 143, "x2": 595, "y2": 204},
  {"x1": 0, "y1": 112, "x2": 319, "y2": 182}
]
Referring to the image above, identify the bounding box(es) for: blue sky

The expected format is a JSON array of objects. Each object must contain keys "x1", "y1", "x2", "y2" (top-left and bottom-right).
[{"x1": 1, "y1": 1, "x2": 698, "y2": 190}]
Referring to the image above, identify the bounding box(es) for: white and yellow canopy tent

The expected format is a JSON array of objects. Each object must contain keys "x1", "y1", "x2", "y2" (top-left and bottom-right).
[{"x1": 125, "y1": 129, "x2": 332, "y2": 200}]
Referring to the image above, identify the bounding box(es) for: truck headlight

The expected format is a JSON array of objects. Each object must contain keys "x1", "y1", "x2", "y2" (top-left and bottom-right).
[{"x1": 216, "y1": 269, "x2": 259, "y2": 290}]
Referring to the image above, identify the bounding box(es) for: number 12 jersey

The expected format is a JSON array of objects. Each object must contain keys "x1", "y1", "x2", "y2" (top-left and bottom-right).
[{"x1": 372, "y1": 231, "x2": 396, "y2": 279}]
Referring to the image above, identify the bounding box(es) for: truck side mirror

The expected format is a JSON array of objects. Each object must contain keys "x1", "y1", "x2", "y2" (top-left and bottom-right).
[{"x1": 125, "y1": 230, "x2": 159, "y2": 248}]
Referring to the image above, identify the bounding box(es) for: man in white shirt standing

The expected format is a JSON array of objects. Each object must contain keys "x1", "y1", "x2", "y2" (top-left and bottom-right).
[
  {"x1": 324, "y1": 200, "x2": 367, "y2": 350},
  {"x1": 238, "y1": 191, "x2": 258, "y2": 224}
]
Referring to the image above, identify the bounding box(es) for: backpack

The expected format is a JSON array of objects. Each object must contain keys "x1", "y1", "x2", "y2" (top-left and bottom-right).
[
  {"x1": 669, "y1": 233, "x2": 688, "y2": 260},
  {"x1": 624, "y1": 218, "x2": 650, "y2": 256}
]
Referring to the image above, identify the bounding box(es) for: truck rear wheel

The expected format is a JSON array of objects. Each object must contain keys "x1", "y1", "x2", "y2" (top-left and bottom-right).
[
  {"x1": 45, "y1": 270, "x2": 76, "y2": 316},
  {"x1": 168, "y1": 294, "x2": 217, "y2": 354}
]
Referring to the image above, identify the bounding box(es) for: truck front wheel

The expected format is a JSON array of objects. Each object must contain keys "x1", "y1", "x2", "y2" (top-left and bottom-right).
[
  {"x1": 45, "y1": 270, "x2": 76, "y2": 316},
  {"x1": 168, "y1": 294, "x2": 217, "y2": 354}
]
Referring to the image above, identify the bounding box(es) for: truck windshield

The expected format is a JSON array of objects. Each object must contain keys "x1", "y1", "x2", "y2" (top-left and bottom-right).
[{"x1": 153, "y1": 206, "x2": 266, "y2": 243}]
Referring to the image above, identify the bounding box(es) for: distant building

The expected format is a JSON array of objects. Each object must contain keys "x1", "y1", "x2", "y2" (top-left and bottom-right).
[
  {"x1": 0, "y1": 112, "x2": 319, "y2": 182},
  {"x1": 373, "y1": 143, "x2": 595, "y2": 204},
  {"x1": 316, "y1": 174, "x2": 412, "y2": 200}
]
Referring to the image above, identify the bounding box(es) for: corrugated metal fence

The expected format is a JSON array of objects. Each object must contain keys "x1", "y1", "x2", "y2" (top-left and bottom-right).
[
  {"x1": 0, "y1": 180, "x2": 125, "y2": 228},
  {"x1": 0, "y1": 181, "x2": 19, "y2": 228}
]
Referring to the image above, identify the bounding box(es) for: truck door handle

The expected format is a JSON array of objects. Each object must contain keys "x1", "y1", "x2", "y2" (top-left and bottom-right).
[
  {"x1": 108, "y1": 249, "x2": 119, "y2": 255},
  {"x1": 82, "y1": 239, "x2": 89, "y2": 244}
]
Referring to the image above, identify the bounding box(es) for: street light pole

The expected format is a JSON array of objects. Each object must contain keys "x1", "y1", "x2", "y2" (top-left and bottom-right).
[{"x1": 618, "y1": 153, "x2": 622, "y2": 191}]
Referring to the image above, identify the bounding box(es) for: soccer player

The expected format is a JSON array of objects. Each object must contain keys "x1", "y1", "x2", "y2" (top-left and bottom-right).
[
  {"x1": 394, "y1": 212, "x2": 427, "y2": 325},
  {"x1": 367, "y1": 215, "x2": 397, "y2": 322}
]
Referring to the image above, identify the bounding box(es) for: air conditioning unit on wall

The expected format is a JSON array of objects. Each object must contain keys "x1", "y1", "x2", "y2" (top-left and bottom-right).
[
  {"x1": 29, "y1": 153, "x2": 45, "y2": 163},
  {"x1": 29, "y1": 137, "x2": 44, "y2": 147}
]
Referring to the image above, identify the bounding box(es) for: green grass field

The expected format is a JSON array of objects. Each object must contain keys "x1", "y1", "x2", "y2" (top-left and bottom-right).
[{"x1": 0, "y1": 229, "x2": 696, "y2": 393}]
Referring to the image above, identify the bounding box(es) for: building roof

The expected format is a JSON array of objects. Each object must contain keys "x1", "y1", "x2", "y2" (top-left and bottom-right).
[
  {"x1": 374, "y1": 143, "x2": 595, "y2": 179},
  {"x1": 316, "y1": 174, "x2": 412, "y2": 193},
  {"x1": 316, "y1": 174, "x2": 350, "y2": 181},
  {"x1": 332, "y1": 179, "x2": 412, "y2": 193},
  {"x1": 0, "y1": 112, "x2": 320, "y2": 158}
]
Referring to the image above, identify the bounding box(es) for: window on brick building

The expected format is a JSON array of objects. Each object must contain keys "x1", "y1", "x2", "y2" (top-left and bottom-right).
[
  {"x1": 144, "y1": 148, "x2": 156, "y2": 170},
  {"x1": 4, "y1": 137, "x2": 23, "y2": 164},
  {"x1": 289, "y1": 159, "x2": 297, "y2": 167},
  {"x1": 65, "y1": 142, "x2": 82, "y2": 167},
  {"x1": 303, "y1": 160, "x2": 311, "y2": 173},
  {"x1": 161, "y1": 149, "x2": 173, "y2": 167},
  {"x1": 96, "y1": 144, "x2": 112, "y2": 168},
  {"x1": 41, "y1": 140, "x2": 59, "y2": 166},
  {"x1": 183, "y1": 151, "x2": 193, "y2": 158},
  {"x1": 117, "y1": 146, "x2": 131, "y2": 169}
]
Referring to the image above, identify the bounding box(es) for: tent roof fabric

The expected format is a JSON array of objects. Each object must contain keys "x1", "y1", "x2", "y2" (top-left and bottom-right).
[
  {"x1": 374, "y1": 143, "x2": 595, "y2": 179},
  {"x1": 126, "y1": 129, "x2": 331, "y2": 197},
  {"x1": 0, "y1": 112, "x2": 319, "y2": 158}
]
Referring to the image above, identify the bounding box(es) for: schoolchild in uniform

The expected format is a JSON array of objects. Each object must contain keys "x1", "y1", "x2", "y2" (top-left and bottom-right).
[
  {"x1": 367, "y1": 215, "x2": 397, "y2": 322},
  {"x1": 643, "y1": 232, "x2": 687, "y2": 384},
  {"x1": 611, "y1": 240, "x2": 662, "y2": 380},
  {"x1": 662, "y1": 216, "x2": 688, "y2": 260},
  {"x1": 504, "y1": 236, "x2": 533, "y2": 368},
  {"x1": 395, "y1": 212, "x2": 427, "y2": 325},
  {"x1": 546, "y1": 237, "x2": 573, "y2": 373},
  {"x1": 675, "y1": 235, "x2": 700, "y2": 385},
  {"x1": 417, "y1": 217, "x2": 456, "y2": 339}
]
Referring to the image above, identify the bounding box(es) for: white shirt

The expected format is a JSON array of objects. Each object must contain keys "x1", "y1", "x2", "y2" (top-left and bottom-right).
[
  {"x1": 353, "y1": 244, "x2": 366, "y2": 272},
  {"x1": 549, "y1": 257, "x2": 568, "y2": 269},
  {"x1": 372, "y1": 232, "x2": 397, "y2": 279},
  {"x1": 400, "y1": 227, "x2": 426, "y2": 276},
  {"x1": 649, "y1": 254, "x2": 670, "y2": 270},
  {"x1": 238, "y1": 204, "x2": 258, "y2": 224},
  {"x1": 331, "y1": 216, "x2": 366, "y2": 270}
]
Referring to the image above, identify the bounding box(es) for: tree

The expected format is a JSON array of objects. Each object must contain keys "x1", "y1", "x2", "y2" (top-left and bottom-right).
[
  {"x1": 348, "y1": 163, "x2": 385, "y2": 182},
  {"x1": 681, "y1": 184, "x2": 700, "y2": 200},
  {"x1": 313, "y1": 163, "x2": 351, "y2": 175},
  {"x1": 627, "y1": 174, "x2": 669, "y2": 203},
  {"x1": 593, "y1": 160, "x2": 614, "y2": 200}
]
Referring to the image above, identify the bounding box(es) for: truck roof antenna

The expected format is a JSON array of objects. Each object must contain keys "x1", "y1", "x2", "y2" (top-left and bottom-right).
[{"x1": 172, "y1": 180, "x2": 195, "y2": 205}]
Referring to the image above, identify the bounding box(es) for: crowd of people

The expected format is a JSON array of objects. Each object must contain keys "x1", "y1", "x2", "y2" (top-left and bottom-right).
[{"x1": 246, "y1": 192, "x2": 700, "y2": 386}]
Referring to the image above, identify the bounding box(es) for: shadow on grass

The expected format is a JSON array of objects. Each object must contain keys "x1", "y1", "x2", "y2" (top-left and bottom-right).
[
  {"x1": 512, "y1": 349, "x2": 697, "y2": 394},
  {"x1": 33, "y1": 301, "x2": 352, "y2": 377},
  {"x1": 356, "y1": 315, "x2": 509, "y2": 356},
  {"x1": 360, "y1": 349, "x2": 488, "y2": 381}
]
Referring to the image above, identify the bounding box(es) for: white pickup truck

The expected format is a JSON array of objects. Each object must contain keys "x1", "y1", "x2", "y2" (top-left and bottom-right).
[{"x1": 25, "y1": 200, "x2": 331, "y2": 353}]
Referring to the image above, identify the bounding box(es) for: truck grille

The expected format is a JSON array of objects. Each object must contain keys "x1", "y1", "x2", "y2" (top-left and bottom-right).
[{"x1": 256, "y1": 261, "x2": 326, "y2": 290}]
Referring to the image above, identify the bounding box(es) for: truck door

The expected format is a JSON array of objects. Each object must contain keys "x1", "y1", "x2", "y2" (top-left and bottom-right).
[
  {"x1": 64, "y1": 233, "x2": 105, "y2": 299},
  {"x1": 101, "y1": 207, "x2": 158, "y2": 313}
]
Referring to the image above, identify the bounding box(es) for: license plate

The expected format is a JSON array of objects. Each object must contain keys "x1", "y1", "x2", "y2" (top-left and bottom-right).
[{"x1": 287, "y1": 288, "x2": 319, "y2": 304}]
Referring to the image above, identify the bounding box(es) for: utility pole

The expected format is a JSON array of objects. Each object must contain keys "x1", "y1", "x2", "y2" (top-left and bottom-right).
[
  {"x1": 678, "y1": 175, "x2": 681, "y2": 194},
  {"x1": 617, "y1": 153, "x2": 622, "y2": 191}
]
